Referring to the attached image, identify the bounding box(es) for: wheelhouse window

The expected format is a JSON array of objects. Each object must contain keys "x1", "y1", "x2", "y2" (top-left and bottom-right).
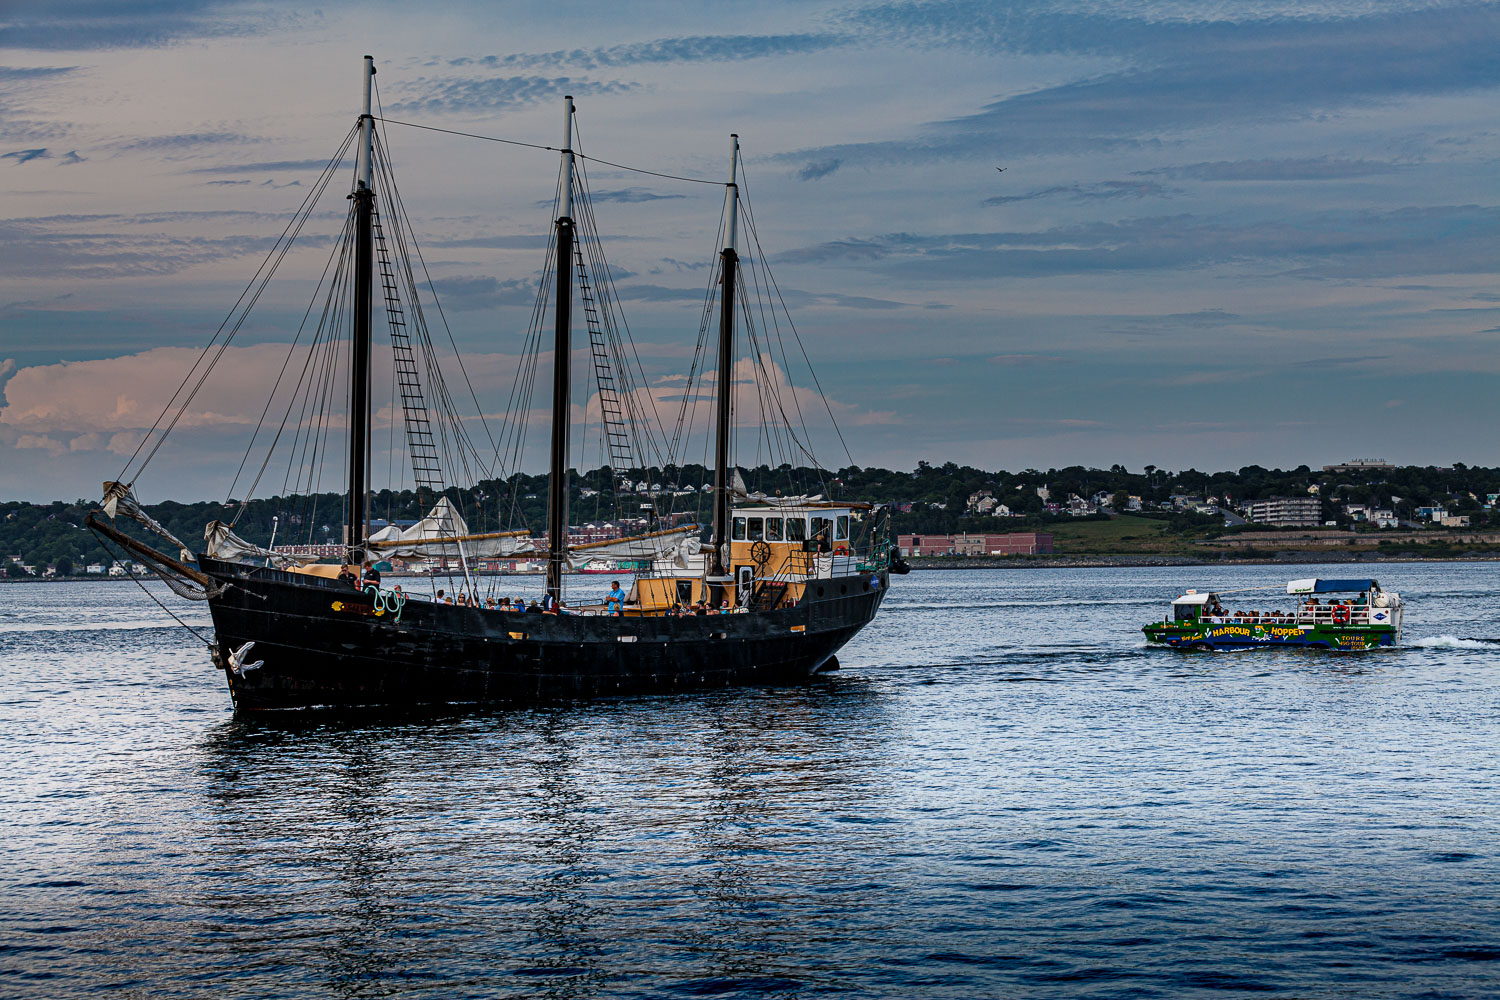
[
  {"x1": 810, "y1": 515, "x2": 831, "y2": 540},
  {"x1": 766, "y1": 516, "x2": 783, "y2": 541},
  {"x1": 748, "y1": 517, "x2": 765, "y2": 541},
  {"x1": 785, "y1": 517, "x2": 806, "y2": 542},
  {"x1": 835, "y1": 515, "x2": 850, "y2": 541},
  {"x1": 732, "y1": 516, "x2": 747, "y2": 541}
]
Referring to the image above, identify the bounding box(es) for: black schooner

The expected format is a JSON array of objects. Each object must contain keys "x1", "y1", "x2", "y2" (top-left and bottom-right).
[{"x1": 91, "y1": 57, "x2": 897, "y2": 711}]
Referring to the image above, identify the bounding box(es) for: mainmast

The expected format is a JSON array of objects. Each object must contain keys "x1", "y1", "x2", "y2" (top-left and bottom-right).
[
  {"x1": 710, "y1": 135, "x2": 740, "y2": 589},
  {"x1": 346, "y1": 54, "x2": 376, "y2": 566},
  {"x1": 545, "y1": 96, "x2": 576, "y2": 601}
]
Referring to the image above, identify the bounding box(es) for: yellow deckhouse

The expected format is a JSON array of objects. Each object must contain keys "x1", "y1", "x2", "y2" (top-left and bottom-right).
[{"x1": 627, "y1": 501, "x2": 877, "y2": 613}]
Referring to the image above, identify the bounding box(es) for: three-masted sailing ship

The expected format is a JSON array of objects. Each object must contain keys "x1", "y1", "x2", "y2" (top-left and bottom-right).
[{"x1": 90, "y1": 57, "x2": 896, "y2": 710}]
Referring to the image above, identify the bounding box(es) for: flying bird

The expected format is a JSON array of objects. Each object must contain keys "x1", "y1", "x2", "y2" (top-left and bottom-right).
[{"x1": 996, "y1": 167, "x2": 1006, "y2": 172}]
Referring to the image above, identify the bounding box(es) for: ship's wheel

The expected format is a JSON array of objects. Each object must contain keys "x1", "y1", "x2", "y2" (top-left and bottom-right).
[{"x1": 750, "y1": 540, "x2": 771, "y2": 567}]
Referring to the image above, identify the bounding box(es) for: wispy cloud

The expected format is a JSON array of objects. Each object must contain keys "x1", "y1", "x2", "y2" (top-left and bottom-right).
[
  {"x1": 428, "y1": 274, "x2": 537, "y2": 311},
  {"x1": 984, "y1": 180, "x2": 1174, "y2": 205},
  {"x1": 0, "y1": 1, "x2": 288, "y2": 51},
  {"x1": 791, "y1": 3, "x2": 1500, "y2": 167},
  {"x1": 796, "y1": 159, "x2": 842, "y2": 181},
  {"x1": 120, "y1": 131, "x2": 251, "y2": 153},
  {"x1": 777, "y1": 205, "x2": 1500, "y2": 280},
  {"x1": 2, "y1": 147, "x2": 49, "y2": 164},
  {"x1": 440, "y1": 34, "x2": 848, "y2": 72},
  {"x1": 185, "y1": 158, "x2": 351, "y2": 175},
  {"x1": 569, "y1": 188, "x2": 685, "y2": 204},
  {"x1": 1137, "y1": 157, "x2": 1403, "y2": 182},
  {"x1": 390, "y1": 75, "x2": 636, "y2": 115}
]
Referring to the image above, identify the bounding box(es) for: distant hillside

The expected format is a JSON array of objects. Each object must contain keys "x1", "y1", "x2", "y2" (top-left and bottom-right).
[{"x1": 5, "y1": 460, "x2": 1498, "y2": 575}]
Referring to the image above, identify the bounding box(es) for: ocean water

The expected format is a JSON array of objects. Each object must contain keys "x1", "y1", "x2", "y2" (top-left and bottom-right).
[{"x1": 2, "y1": 563, "x2": 1499, "y2": 999}]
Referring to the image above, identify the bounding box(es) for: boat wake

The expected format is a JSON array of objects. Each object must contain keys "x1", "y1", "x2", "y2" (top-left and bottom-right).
[{"x1": 1411, "y1": 635, "x2": 1500, "y2": 650}]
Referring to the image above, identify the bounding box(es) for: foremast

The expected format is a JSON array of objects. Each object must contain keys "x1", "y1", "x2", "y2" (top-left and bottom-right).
[
  {"x1": 710, "y1": 135, "x2": 740, "y2": 599},
  {"x1": 545, "y1": 97, "x2": 576, "y2": 602},
  {"x1": 346, "y1": 54, "x2": 376, "y2": 565}
]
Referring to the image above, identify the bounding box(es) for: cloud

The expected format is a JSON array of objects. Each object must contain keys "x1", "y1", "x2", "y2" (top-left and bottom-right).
[
  {"x1": 796, "y1": 159, "x2": 842, "y2": 181},
  {"x1": 58, "y1": 150, "x2": 84, "y2": 165},
  {"x1": 989, "y1": 354, "x2": 1070, "y2": 366},
  {"x1": 15, "y1": 433, "x2": 64, "y2": 455},
  {"x1": 2, "y1": 148, "x2": 49, "y2": 163},
  {"x1": 788, "y1": 3, "x2": 1500, "y2": 168},
  {"x1": 984, "y1": 180, "x2": 1175, "y2": 205},
  {"x1": 390, "y1": 76, "x2": 636, "y2": 115},
  {"x1": 186, "y1": 158, "x2": 351, "y2": 175},
  {"x1": 120, "y1": 131, "x2": 250, "y2": 153},
  {"x1": 442, "y1": 34, "x2": 848, "y2": 72},
  {"x1": 0, "y1": 344, "x2": 323, "y2": 435},
  {"x1": 1138, "y1": 158, "x2": 1402, "y2": 182},
  {"x1": 428, "y1": 274, "x2": 538, "y2": 311},
  {"x1": 776, "y1": 205, "x2": 1500, "y2": 280},
  {"x1": 0, "y1": 1, "x2": 286, "y2": 51},
  {"x1": 0, "y1": 222, "x2": 273, "y2": 278},
  {"x1": 580, "y1": 188, "x2": 687, "y2": 204}
]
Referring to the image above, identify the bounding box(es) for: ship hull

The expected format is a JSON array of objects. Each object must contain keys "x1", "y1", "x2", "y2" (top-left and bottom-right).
[{"x1": 200, "y1": 557, "x2": 887, "y2": 710}]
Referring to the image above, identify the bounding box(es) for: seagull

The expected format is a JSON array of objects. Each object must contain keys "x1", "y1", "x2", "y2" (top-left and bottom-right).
[
  {"x1": 996, "y1": 167, "x2": 1006, "y2": 172},
  {"x1": 228, "y1": 641, "x2": 263, "y2": 676}
]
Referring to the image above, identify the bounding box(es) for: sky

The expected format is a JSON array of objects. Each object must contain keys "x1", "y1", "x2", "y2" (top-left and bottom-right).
[{"x1": 1, "y1": 0, "x2": 1498, "y2": 502}]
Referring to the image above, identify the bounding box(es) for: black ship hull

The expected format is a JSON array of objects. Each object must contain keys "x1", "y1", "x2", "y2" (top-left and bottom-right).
[{"x1": 200, "y1": 557, "x2": 887, "y2": 711}]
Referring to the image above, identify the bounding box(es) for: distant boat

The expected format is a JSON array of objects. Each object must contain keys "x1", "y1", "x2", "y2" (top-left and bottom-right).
[
  {"x1": 1143, "y1": 578, "x2": 1404, "y2": 650},
  {"x1": 90, "y1": 56, "x2": 896, "y2": 710}
]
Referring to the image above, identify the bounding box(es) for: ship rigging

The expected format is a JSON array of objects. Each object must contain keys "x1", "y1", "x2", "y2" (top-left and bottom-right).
[{"x1": 90, "y1": 56, "x2": 896, "y2": 710}]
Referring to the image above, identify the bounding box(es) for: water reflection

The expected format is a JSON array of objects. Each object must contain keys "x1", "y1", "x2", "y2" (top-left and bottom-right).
[{"x1": 188, "y1": 682, "x2": 897, "y2": 996}]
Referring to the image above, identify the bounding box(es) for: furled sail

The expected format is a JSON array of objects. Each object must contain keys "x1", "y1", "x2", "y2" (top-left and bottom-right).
[
  {"x1": 564, "y1": 525, "x2": 700, "y2": 570},
  {"x1": 204, "y1": 520, "x2": 318, "y2": 566},
  {"x1": 100, "y1": 481, "x2": 196, "y2": 563},
  {"x1": 366, "y1": 496, "x2": 537, "y2": 559}
]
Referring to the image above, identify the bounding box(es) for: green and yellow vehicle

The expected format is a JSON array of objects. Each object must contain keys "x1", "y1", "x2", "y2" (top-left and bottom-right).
[{"x1": 1143, "y1": 578, "x2": 1404, "y2": 651}]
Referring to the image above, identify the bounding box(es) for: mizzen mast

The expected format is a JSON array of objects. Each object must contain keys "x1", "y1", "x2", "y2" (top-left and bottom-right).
[
  {"x1": 545, "y1": 96, "x2": 576, "y2": 602},
  {"x1": 346, "y1": 54, "x2": 376, "y2": 565},
  {"x1": 710, "y1": 135, "x2": 740, "y2": 594}
]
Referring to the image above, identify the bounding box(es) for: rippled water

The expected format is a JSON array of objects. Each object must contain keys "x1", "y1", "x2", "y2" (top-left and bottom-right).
[{"x1": 3, "y1": 564, "x2": 1500, "y2": 998}]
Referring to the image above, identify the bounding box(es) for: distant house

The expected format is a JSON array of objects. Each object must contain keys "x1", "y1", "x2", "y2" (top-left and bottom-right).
[
  {"x1": 1439, "y1": 514, "x2": 1472, "y2": 528},
  {"x1": 85, "y1": 563, "x2": 106, "y2": 575}
]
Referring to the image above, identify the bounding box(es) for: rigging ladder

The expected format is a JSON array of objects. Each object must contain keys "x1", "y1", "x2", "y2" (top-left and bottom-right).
[
  {"x1": 574, "y1": 240, "x2": 635, "y2": 476},
  {"x1": 373, "y1": 206, "x2": 445, "y2": 497}
]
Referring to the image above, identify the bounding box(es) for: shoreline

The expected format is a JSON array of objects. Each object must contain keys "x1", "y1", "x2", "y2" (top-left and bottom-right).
[{"x1": 7, "y1": 552, "x2": 1500, "y2": 583}]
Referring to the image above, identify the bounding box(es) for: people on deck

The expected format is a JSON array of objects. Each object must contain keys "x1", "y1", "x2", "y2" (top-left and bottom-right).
[
  {"x1": 606, "y1": 580, "x2": 626, "y2": 616},
  {"x1": 337, "y1": 564, "x2": 358, "y2": 589}
]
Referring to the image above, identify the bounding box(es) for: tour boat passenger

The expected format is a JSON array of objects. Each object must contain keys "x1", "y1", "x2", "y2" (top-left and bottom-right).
[{"x1": 605, "y1": 580, "x2": 626, "y2": 616}]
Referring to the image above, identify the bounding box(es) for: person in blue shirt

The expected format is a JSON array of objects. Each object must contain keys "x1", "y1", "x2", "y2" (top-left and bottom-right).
[{"x1": 606, "y1": 580, "x2": 626, "y2": 616}]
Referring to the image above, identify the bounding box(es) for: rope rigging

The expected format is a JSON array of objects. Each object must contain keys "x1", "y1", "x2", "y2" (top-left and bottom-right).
[{"x1": 108, "y1": 101, "x2": 855, "y2": 594}]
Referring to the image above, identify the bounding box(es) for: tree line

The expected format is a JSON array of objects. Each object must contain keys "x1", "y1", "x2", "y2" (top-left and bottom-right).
[{"x1": 5, "y1": 461, "x2": 1498, "y2": 574}]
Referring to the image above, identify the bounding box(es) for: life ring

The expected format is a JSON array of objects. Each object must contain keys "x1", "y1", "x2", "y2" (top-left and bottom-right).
[{"x1": 1332, "y1": 604, "x2": 1350, "y2": 624}]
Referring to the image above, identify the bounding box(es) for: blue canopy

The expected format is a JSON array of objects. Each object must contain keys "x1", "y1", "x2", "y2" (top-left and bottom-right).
[{"x1": 1286, "y1": 578, "x2": 1377, "y2": 595}]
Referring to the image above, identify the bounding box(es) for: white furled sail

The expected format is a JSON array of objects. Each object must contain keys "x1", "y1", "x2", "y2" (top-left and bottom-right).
[
  {"x1": 366, "y1": 496, "x2": 537, "y2": 559},
  {"x1": 204, "y1": 520, "x2": 318, "y2": 565},
  {"x1": 563, "y1": 526, "x2": 700, "y2": 570}
]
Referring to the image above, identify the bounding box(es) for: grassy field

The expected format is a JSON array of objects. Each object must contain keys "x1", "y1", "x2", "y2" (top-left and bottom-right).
[{"x1": 1047, "y1": 516, "x2": 1182, "y2": 555}]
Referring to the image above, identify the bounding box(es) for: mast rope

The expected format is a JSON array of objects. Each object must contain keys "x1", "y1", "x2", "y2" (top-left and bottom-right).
[
  {"x1": 373, "y1": 117, "x2": 722, "y2": 186},
  {"x1": 116, "y1": 125, "x2": 361, "y2": 485}
]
